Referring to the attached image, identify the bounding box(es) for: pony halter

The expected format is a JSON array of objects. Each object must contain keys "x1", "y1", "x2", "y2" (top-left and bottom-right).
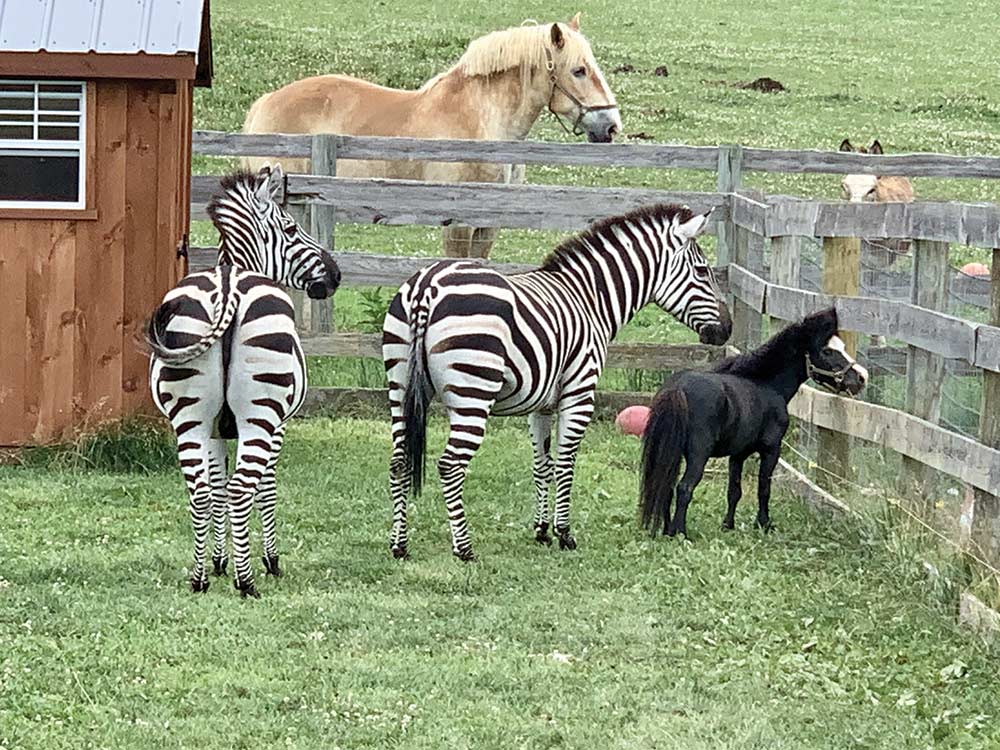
[
  {"x1": 806, "y1": 353, "x2": 856, "y2": 393},
  {"x1": 543, "y1": 46, "x2": 617, "y2": 137}
]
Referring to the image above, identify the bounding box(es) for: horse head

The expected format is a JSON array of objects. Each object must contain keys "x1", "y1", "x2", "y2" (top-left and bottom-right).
[{"x1": 545, "y1": 14, "x2": 622, "y2": 142}]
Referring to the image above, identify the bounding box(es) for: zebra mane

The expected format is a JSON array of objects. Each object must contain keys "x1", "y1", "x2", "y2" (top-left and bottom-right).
[
  {"x1": 538, "y1": 204, "x2": 696, "y2": 273},
  {"x1": 205, "y1": 169, "x2": 260, "y2": 229}
]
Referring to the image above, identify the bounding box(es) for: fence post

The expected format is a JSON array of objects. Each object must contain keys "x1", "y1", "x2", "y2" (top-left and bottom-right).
[
  {"x1": 817, "y1": 235, "x2": 860, "y2": 487},
  {"x1": 972, "y1": 248, "x2": 1000, "y2": 566},
  {"x1": 901, "y1": 239, "x2": 949, "y2": 508},
  {"x1": 769, "y1": 235, "x2": 801, "y2": 330},
  {"x1": 715, "y1": 144, "x2": 743, "y2": 268},
  {"x1": 308, "y1": 134, "x2": 337, "y2": 334}
]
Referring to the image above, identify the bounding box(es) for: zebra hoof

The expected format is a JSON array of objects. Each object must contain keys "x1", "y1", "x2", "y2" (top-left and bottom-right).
[
  {"x1": 212, "y1": 556, "x2": 228, "y2": 577},
  {"x1": 262, "y1": 554, "x2": 282, "y2": 577},
  {"x1": 191, "y1": 578, "x2": 209, "y2": 593},
  {"x1": 391, "y1": 544, "x2": 409, "y2": 560},
  {"x1": 534, "y1": 525, "x2": 553, "y2": 546},
  {"x1": 453, "y1": 548, "x2": 477, "y2": 563},
  {"x1": 557, "y1": 531, "x2": 577, "y2": 551},
  {"x1": 234, "y1": 579, "x2": 260, "y2": 599}
]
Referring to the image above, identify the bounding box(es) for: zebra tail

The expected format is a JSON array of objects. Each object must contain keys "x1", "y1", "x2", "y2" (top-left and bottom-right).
[
  {"x1": 146, "y1": 280, "x2": 239, "y2": 366},
  {"x1": 402, "y1": 306, "x2": 432, "y2": 498},
  {"x1": 640, "y1": 388, "x2": 689, "y2": 534}
]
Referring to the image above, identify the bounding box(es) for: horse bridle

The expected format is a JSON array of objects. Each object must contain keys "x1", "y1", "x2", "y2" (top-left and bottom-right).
[
  {"x1": 543, "y1": 46, "x2": 617, "y2": 137},
  {"x1": 806, "y1": 353, "x2": 856, "y2": 393}
]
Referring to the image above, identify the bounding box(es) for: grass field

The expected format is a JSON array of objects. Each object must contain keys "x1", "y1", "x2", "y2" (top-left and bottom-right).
[
  {"x1": 5, "y1": 2, "x2": 1000, "y2": 747},
  {"x1": 3, "y1": 417, "x2": 1000, "y2": 749}
]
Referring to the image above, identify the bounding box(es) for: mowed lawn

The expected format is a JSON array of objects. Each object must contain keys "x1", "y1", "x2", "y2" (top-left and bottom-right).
[{"x1": 2, "y1": 417, "x2": 999, "y2": 749}]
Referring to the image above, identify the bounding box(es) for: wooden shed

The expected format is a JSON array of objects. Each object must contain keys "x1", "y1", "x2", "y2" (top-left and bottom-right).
[{"x1": 0, "y1": 0, "x2": 212, "y2": 445}]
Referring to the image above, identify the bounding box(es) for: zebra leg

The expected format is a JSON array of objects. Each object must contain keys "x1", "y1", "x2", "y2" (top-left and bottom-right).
[
  {"x1": 552, "y1": 397, "x2": 596, "y2": 551},
  {"x1": 176, "y1": 430, "x2": 216, "y2": 592},
  {"x1": 386, "y1": 340, "x2": 412, "y2": 559},
  {"x1": 257, "y1": 423, "x2": 287, "y2": 576},
  {"x1": 208, "y1": 438, "x2": 229, "y2": 577},
  {"x1": 226, "y1": 428, "x2": 277, "y2": 598},
  {"x1": 528, "y1": 412, "x2": 554, "y2": 545},
  {"x1": 439, "y1": 407, "x2": 492, "y2": 562}
]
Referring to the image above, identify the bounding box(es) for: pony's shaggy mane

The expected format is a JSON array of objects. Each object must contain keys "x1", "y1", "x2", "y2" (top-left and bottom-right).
[
  {"x1": 712, "y1": 309, "x2": 838, "y2": 380},
  {"x1": 538, "y1": 204, "x2": 694, "y2": 273},
  {"x1": 445, "y1": 23, "x2": 593, "y2": 84}
]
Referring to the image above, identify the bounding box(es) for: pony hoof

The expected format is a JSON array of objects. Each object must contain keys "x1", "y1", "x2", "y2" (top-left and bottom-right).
[
  {"x1": 756, "y1": 520, "x2": 775, "y2": 533},
  {"x1": 453, "y1": 548, "x2": 476, "y2": 563},
  {"x1": 534, "y1": 525, "x2": 553, "y2": 546},
  {"x1": 262, "y1": 555, "x2": 282, "y2": 577},
  {"x1": 212, "y1": 556, "x2": 228, "y2": 577},
  {"x1": 721, "y1": 520, "x2": 735, "y2": 531},
  {"x1": 557, "y1": 532, "x2": 577, "y2": 551},
  {"x1": 191, "y1": 578, "x2": 209, "y2": 593},
  {"x1": 391, "y1": 544, "x2": 409, "y2": 560},
  {"x1": 234, "y1": 579, "x2": 260, "y2": 599}
]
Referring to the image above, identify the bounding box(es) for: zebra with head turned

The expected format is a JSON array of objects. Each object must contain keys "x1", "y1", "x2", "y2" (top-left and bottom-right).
[
  {"x1": 147, "y1": 165, "x2": 340, "y2": 598},
  {"x1": 382, "y1": 203, "x2": 732, "y2": 561}
]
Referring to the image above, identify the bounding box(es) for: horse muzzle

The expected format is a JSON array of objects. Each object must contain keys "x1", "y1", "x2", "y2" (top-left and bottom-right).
[
  {"x1": 581, "y1": 106, "x2": 622, "y2": 143},
  {"x1": 698, "y1": 320, "x2": 732, "y2": 346}
]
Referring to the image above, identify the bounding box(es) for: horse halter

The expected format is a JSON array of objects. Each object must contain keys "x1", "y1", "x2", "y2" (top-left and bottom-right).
[
  {"x1": 805, "y1": 353, "x2": 856, "y2": 393},
  {"x1": 542, "y1": 46, "x2": 617, "y2": 137}
]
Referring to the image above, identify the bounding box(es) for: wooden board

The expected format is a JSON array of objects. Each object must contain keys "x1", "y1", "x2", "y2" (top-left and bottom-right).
[
  {"x1": 282, "y1": 176, "x2": 727, "y2": 232},
  {"x1": 0, "y1": 223, "x2": 28, "y2": 445},
  {"x1": 193, "y1": 131, "x2": 1000, "y2": 179},
  {"x1": 120, "y1": 82, "x2": 163, "y2": 413},
  {"x1": 74, "y1": 80, "x2": 127, "y2": 427}
]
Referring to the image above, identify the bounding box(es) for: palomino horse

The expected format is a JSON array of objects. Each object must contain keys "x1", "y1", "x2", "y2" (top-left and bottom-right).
[{"x1": 243, "y1": 14, "x2": 621, "y2": 259}]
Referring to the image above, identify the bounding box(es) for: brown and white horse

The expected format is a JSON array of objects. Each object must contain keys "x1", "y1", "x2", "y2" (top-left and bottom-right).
[
  {"x1": 838, "y1": 139, "x2": 914, "y2": 204},
  {"x1": 243, "y1": 15, "x2": 621, "y2": 258}
]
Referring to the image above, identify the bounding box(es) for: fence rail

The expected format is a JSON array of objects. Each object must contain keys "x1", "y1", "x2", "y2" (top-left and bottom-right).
[{"x1": 193, "y1": 130, "x2": 1000, "y2": 178}]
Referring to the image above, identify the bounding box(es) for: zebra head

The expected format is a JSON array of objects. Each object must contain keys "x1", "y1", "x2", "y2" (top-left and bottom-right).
[
  {"x1": 652, "y1": 208, "x2": 732, "y2": 346},
  {"x1": 208, "y1": 166, "x2": 341, "y2": 299}
]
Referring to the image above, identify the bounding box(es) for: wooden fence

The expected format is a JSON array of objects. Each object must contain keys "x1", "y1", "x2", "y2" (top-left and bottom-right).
[{"x1": 189, "y1": 130, "x2": 1000, "y2": 571}]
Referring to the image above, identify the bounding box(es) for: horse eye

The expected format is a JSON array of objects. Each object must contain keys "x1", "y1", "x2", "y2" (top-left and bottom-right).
[
  {"x1": 694, "y1": 266, "x2": 710, "y2": 278},
  {"x1": 572, "y1": 66, "x2": 587, "y2": 78},
  {"x1": 821, "y1": 347, "x2": 834, "y2": 355}
]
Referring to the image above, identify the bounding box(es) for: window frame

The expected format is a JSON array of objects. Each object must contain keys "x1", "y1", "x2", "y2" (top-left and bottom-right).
[{"x1": 0, "y1": 79, "x2": 95, "y2": 217}]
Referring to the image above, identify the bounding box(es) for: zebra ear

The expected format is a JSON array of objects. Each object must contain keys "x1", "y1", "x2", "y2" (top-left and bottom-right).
[
  {"x1": 253, "y1": 164, "x2": 284, "y2": 205},
  {"x1": 268, "y1": 163, "x2": 285, "y2": 199},
  {"x1": 675, "y1": 210, "x2": 711, "y2": 241}
]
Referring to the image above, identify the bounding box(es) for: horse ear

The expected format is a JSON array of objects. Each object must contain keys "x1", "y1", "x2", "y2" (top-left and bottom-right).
[
  {"x1": 550, "y1": 22, "x2": 565, "y2": 50},
  {"x1": 839, "y1": 139, "x2": 853, "y2": 152},
  {"x1": 568, "y1": 12, "x2": 581, "y2": 31},
  {"x1": 675, "y1": 210, "x2": 710, "y2": 241},
  {"x1": 869, "y1": 139, "x2": 884, "y2": 155}
]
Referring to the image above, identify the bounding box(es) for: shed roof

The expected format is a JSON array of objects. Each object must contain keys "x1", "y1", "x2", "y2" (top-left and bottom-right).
[
  {"x1": 0, "y1": 0, "x2": 204, "y2": 56},
  {"x1": 0, "y1": 0, "x2": 212, "y2": 85}
]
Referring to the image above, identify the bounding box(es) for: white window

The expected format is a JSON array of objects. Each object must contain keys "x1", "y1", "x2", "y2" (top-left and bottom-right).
[{"x1": 0, "y1": 80, "x2": 87, "y2": 209}]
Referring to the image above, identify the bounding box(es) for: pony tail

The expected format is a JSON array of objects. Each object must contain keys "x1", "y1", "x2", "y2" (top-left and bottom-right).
[
  {"x1": 403, "y1": 300, "x2": 433, "y2": 497},
  {"x1": 640, "y1": 389, "x2": 689, "y2": 535}
]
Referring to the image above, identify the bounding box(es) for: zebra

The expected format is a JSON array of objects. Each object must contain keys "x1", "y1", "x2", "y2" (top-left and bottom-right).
[
  {"x1": 147, "y1": 165, "x2": 340, "y2": 597},
  {"x1": 382, "y1": 203, "x2": 732, "y2": 561}
]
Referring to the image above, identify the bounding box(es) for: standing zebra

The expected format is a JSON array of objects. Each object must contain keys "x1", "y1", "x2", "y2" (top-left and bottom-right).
[
  {"x1": 382, "y1": 204, "x2": 732, "y2": 560},
  {"x1": 147, "y1": 165, "x2": 340, "y2": 597}
]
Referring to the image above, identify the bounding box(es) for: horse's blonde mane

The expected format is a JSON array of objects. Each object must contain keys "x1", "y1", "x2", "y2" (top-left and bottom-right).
[{"x1": 449, "y1": 23, "x2": 591, "y2": 83}]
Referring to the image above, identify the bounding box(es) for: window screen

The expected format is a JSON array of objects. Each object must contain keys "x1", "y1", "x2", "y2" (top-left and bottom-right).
[{"x1": 0, "y1": 81, "x2": 86, "y2": 208}]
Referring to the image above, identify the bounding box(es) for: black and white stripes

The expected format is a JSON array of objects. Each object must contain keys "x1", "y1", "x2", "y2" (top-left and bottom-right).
[
  {"x1": 148, "y1": 166, "x2": 339, "y2": 597},
  {"x1": 382, "y1": 204, "x2": 732, "y2": 560}
]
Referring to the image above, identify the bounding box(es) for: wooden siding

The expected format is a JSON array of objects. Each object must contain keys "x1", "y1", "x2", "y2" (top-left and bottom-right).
[{"x1": 0, "y1": 78, "x2": 190, "y2": 445}]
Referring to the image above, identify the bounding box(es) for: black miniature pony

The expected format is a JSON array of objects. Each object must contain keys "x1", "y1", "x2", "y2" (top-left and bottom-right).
[{"x1": 640, "y1": 308, "x2": 867, "y2": 538}]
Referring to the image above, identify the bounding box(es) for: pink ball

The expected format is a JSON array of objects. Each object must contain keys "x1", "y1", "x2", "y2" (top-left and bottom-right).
[
  {"x1": 615, "y1": 405, "x2": 651, "y2": 437},
  {"x1": 960, "y1": 262, "x2": 990, "y2": 277}
]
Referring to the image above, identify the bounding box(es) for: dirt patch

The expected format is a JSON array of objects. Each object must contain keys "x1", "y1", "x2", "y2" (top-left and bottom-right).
[
  {"x1": 653, "y1": 65, "x2": 669, "y2": 77},
  {"x1": 737, "y1": 77, "x2": 786, "y2": 93},
  {"x1": 626, "y1": 132, "x2": 654, "y2": 141},
  {"x1": 612, "y1": 63, "x2": 636, "y2": 74}
]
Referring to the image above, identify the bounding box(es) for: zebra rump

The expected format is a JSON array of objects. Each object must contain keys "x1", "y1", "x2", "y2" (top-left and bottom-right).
[{"x1": 146, "y1": 269, "x2": 238, "y2": 366}]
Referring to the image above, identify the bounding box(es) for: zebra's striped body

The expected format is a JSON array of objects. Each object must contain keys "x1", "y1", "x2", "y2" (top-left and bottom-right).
[
  {"x1": 382, "y1": 204, "x2": 731, "y2": 560},
  {"x1": 148, "y1": 166, "x2": 339, "y2": 597}
]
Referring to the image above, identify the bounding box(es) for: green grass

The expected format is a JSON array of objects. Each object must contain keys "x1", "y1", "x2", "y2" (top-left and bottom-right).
[{"x1": 2, "y1": 416, "x2": 999, "y2": 748}]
